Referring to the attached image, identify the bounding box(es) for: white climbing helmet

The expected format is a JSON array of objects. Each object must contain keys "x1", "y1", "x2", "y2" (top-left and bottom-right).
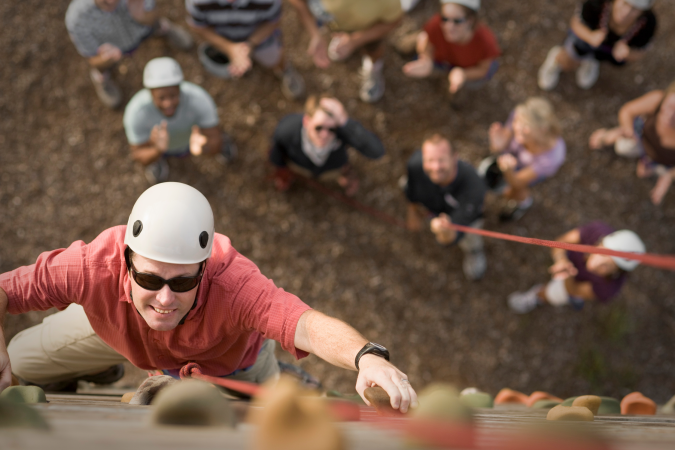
[
  {"x1": 602, "y1": 230, "x2": 646, "y2": 272},
  {"x1": 143, "y1": 57, "x2": 184, "y2": 89},
  {"x1": 124, "y1": 182, "x2": 215, "y2": 264},
  {"x1": 624, "y1": 0, "x2": 655, "y2": 10},
  {"x1": 441, "y1": 0, "x2": 481, "y2": 11}
]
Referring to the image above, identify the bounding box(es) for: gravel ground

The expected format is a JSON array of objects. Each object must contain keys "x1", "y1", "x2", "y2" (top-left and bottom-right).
[{"x1": 1, "y1": 0, "x2": 675, "y2": 402}]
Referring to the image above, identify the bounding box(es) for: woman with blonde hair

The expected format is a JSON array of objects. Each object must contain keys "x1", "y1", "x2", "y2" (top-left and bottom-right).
[
  {"x1": 481, "y1": 97, "x2": 567, "y2": 221},
  {"x1": 589, "y1": 81, "x2": 675, "y2": 205}
]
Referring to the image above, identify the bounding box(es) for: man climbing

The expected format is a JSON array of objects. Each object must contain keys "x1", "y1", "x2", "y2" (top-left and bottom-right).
[{"x1": 0, "y1": 183, "x2": 417, "y2": 413}]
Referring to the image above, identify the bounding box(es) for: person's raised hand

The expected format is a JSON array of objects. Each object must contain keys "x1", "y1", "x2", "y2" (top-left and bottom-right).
[
  {"x1": 448, "y1": 67, "x2": 466, "y2": 94},
  {"x1": 587, "y1": 28, "x2": 608, "y2": 48},
  {"x1": 308, "y1": 33, "x2": 330, "y2": 68},
  {"x1": 97, "y1": 43, "x2": 122, "y2": 64},
  {"x1": 151, "y1": 120, "x2": 169, "y2": 153},
  {"x1": 228, "y1": 43, "x2": 252, "y2": 78},
  {"x1": 549, "y1": 258, "x2": 577, "y2": 280},
  {"x1": 497, "y1": 154, "x2": 517, "y2": 172},
  {"x1": 0, "y1": 349, "x2": 11, "y2": 393},
  {"x1": 327, "y1": 33, "x2": 354, "y2": 62},
  {"x1": 402, "y1": 58, "x2": 433, "y2": 78},
  {"x1": 588, "y1": 128, "x2": 608, "y2": 150},
  {"x1": 651, "y1": 172, "x2": 672, "y2": 205},
  {"x1": 612, "y1": 40, "x2": 630, "y2": 62},
  {"x1": 319, "y1": 97, "x2": 348, "y2": 126},
  {"x1": 489, "y1": 122, "x2": 510, "y2": 152},
  {"x1": 189, "y1": 125, "x2": 207, "y2": 156},
  {"x1": 127, "y1": 0, "x2": 148, "y2": 22},
  {"x1": 355, "y1": 354, "x2": 418, "y2": 413}
]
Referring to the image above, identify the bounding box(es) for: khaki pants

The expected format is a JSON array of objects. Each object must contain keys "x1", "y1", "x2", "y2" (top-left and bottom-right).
[{"x1": 8, "y1": 304, "x2": 279, "y2": 385}]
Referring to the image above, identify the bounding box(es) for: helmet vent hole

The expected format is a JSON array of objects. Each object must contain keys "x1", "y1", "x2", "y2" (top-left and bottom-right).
[
  {"x1": 133, "y1": 221, "x2": 143, "y2": 237},
  {"x1": 199, "y1": 231, "x2": 209, "y2": 249}
]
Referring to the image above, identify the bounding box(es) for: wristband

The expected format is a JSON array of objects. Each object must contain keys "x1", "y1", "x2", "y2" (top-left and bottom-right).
[{"x1": 355, "y1": 342, "x2": 389, "y2": 371}]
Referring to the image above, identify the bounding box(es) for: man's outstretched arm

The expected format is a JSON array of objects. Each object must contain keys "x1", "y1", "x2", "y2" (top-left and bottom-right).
[
  {"x1": 293, "y1": 309, "x2": 418, "y2": 412},
  {"x1": 0, "y1": 288, "x2": 12, "y2": 392}
]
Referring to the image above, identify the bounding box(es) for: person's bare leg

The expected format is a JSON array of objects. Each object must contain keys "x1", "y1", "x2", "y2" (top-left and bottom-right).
[{"x1": 555, "y1": 48, "x2": 580, "y2": 72}]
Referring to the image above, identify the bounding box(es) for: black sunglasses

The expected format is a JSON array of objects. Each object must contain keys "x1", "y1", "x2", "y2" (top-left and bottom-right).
[
  {"x1": 315, "y1": 125, "x2": 338, "y2": 133},
  {"x1": 441, "y1": 16, "x2": 467, "y2": 25},
  {"x1": 126, "y1": 250, "x2": 204, "y2": 293}
]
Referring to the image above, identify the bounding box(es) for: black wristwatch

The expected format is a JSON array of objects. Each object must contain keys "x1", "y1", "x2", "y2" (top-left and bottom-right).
[{"x1": 355, "y1": 342, "x2": 390, "y2": 371}]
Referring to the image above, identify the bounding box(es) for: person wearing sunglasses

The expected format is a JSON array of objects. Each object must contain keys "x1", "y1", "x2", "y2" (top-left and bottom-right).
[
  {"x1": 0, "y1": 183, "x2": 418, "y2": 413},
  {"x1": 269, "y1": 95, "x2": 384, "y2": 196},
  {"x1": 402, "y1": 0, "x2": 500, "y2": 98}
]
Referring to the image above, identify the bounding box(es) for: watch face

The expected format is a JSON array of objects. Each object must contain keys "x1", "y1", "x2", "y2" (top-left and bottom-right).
[{"x1": 370, "y1": 342, "x2": 387, "y2": 351}]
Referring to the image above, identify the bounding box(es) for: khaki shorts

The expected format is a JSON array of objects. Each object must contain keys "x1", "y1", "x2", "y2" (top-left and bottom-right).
[{"x1": 8, "y1": 303, "x2": 279, "y2": 385}]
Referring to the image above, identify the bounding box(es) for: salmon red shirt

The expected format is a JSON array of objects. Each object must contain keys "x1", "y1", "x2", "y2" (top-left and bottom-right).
[
  {"x1": 424, "y1": 15, "x2": 501, "y2": 68},
  {"x1": 0, "y1": 226, "x2": 311, "y2": 376}
]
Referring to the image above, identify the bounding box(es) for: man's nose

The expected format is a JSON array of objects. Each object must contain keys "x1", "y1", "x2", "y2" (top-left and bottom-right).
[{"x1": 155, "y1": 285, "x2": 176, "y2": 305}]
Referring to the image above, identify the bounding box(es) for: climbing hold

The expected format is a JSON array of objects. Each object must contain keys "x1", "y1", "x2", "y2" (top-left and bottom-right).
[
  {"x1": 150, "y1": 380, "x2": 235, "y2": 427},
  {"x1": 120, "y1": 392, "x2": 135, "y2": 403},
  {"x1": 364, "y1": 386, "x2": 404, "y2": 417},
  {"x1": 561, "y1": 396, "x2": 620, "y2": 415},
  {"x1": 546, "y1": 405, "x2": 594, "y2": 421},
  {"x1": 526, "y1": 391, "x2": 563, "y2": 408},
  {"x1": 412, "y1": 384, "x2": 473, "y2": 422},
  {"x1": 459, "y1": 391, "x2": 494, "y2": 409},
  {"x1": 572, "y1": 395, "x2": 602, "y2": 415},
  {"x1": 495, "y1": 388, "x2": 529, "y2": 405},
  {"x1": 662, "y1": 394, "x2": 675, "y2": 414},
  {"x1": 250, "y1": 376, "x2": 344, "y2": 450},
  {"x1": 620, "y1": 392, "x2": 656, "y2": 416},
  {"x1": 0, "y1": 386, "x2": 47, "y2": 404},
  {"x1": 129, "y1": 375, "x2": 178, "y2": 405},
  {"x1": 531, "y1": 399, "x2": 561, "y2": 410},
  {"x1": 0, "y1": 398, "x2": 50, "y2": 429}
]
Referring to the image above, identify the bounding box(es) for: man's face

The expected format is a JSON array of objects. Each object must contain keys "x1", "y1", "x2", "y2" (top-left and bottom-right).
[
  {"x1": 440, "y1": 3, "x2": 473, "y2": 43},
  {"x1": 303, "y1": 109, "x2": 339, "y2": 148},
  {"x1": 150, "y1": 86, "x2": 181, "y2": 117},
  {"x1": 422, "y1": 139, "x2": 457, "y2": 186},
  {"x1": 129, "y1": 253, "x2": 202, "y2": 331},
  {"x1": 95, "y1": 0, "x2": 121, "y2": 12},
  {"x1": 586, "y1": 251, "x2": 620, "y2": 277}
]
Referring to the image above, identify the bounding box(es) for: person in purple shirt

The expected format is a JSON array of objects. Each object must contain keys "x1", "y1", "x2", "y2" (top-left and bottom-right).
[
  {"x1": 508, "y1": 221, "x2": 645, "y2": 314},
  {"x1": 480, "y1": 97, "x2": 566, "y2": 221}
]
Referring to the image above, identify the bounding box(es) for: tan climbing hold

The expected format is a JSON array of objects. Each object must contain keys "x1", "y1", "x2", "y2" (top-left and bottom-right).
[
  {"x1": 364, "y1": 386, "x2": 404, "y2": 417},
  {"x1": 150, "y1": 380, "x2": 235, "y2": 427},
  {"x1": 120, "y1": 392, "x2": 135, "y2": 403},
  {"x1": 620, "y1": 392, "x2": 656, "y2": 416},
  {"x1": 250, "y1": 375, "x2": 344, "y2": 450},
  {"x1": 526, "y1": 391, "x2": 563, "y2": 407},
  {"x1": 412, "y1": 384, "x2": 472, "y2": 422},
  {"x1": 129, "y1": 375, "x2": 178, "y2": 405},
  {"x1": 572, "y1": 395, "x2": 602, "y2": 415},
  {"x1": 495, "y1": 388, "x2": 529, "y2": 405},
  {"x1": 662, "y1": 394, "x2": 675, "y2": 414},
  {"x1": 546, "y1": 405, "x2": 594, "y2": 421}
]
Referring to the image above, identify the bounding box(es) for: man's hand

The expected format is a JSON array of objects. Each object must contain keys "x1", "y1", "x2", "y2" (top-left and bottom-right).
[
  {"x1": 97, "y1": 43, "x2": 122, "y2": 65},
  {"x1": 319, "y1": 97, "x2": 348, "y2": 126},
  {"x1": 497, "y1": 154, "x2": 518, "y2": 172},
  {"x1": 430, "y1": 213, "x2": 456, "y2": 244},
  {"x1": 356, "y1": 354, "x2": 418, "y2": 413},
  {"x1": 448, "y1": 67, "x2": 466, "y2": 94},
  {"x1": 549, "y1": 258, "x2": 577, "y2": 280},
  {"x1": 612, "y1": 40, "x2": 630, "y2": 62},
  {"x1": 402, "y1": 57, "x2": 433, "y2": 78},
  {"x1": 150, "y1": 120, "x2": 169, "y2": 153},
  {"x1": 189, "y1": 125, "x2": 207, "y2": 156},
  {"x1": 127, "y1": 0, "x2": 147, "y2": 21},
  {"x1": 227, "y1": 42, "x2": 252, "y2": 78},
  {"x1": 328, "y1": 33, "x2": 355, "y2": 62},
  {"x1": 586, "y1": 29, "x2": 607, "y2": 48},
  {"x1": 489, "y1": 122, "x2": 511, "y2": 153},
  {"x1": 307, "y1": 33, "x2": 330, "y2": 68}
]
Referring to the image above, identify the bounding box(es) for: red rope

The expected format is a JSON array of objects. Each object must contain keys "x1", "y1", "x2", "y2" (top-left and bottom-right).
[
  {"x1": 180, "y1": 362, "x2": 262, "y2": 397},
  {"x1": 299, "y1": 176, "x2": 675, "y2": 271}
]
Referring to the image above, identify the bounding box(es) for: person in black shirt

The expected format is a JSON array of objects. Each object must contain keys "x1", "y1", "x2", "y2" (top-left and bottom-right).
[
  {"x1": 403, "y1": 134, "x2": 487, "y2": 280},
  {"x1": 538, "y1": 0, "x2": 657, "y2": 91},
  {"x1": 269, "y1": 95, "x2": 385, "y2": 195}
]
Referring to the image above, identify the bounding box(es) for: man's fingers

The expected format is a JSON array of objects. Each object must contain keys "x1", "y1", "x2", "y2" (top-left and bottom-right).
[{"x1": 392, "y1": 374, "x2": 412, "y2": 413}]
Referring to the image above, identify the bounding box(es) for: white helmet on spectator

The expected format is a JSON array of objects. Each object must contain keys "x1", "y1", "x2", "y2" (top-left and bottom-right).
[
  {"x1": 441, "y1": 0, "x2": 480, "y2": 11},
  {"x1": 602, "y1": 230, "x2": 646, "y2": 272},
  {"x1": 124, "y1": 182, "x2": 214, "y2": 264},
  {"x1": 143, "y1": 57, "x2": 184, "y2": 89},
  {"x1": 624, "y1": 0, "x2": 655, "y2": 10}
]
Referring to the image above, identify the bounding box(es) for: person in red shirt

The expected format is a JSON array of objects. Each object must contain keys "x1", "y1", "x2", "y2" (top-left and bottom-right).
[
  {"x1": 0, "y1": 183, "x2": 417, "y2": 412},
  {"x1": 402, "y1": 0, "x2": 501, "y2": 95}
]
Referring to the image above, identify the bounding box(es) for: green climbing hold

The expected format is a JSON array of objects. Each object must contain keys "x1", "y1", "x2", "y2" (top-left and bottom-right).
[
  {"x1": 561, "y1": 396, "x2": 620, "y2": 415},
  {"x1": 0, "y1": 386, "x2": 47, "y2": 404},
  {"x1": 150, "y1": 380, "x2": 236, "y2": 427},
  {"x1": 0, "y1": 398, "x2": 50, "y2": 429},
  {"x1": 412, "y1": 384, "x2": 473, "y2": 422},
  {"x1": 459, "y1": 392, "x2": 494, "y2": 409},
  {"x1": 532, "y1": 399, "x2": 561, "y2": 410}
]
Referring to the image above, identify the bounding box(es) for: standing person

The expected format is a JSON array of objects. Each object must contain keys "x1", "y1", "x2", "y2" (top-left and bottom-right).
[
  {"x1": 186, "y1": 0, "x2": 305, "y2": 100},
  {"x1": 402, "y1": 0, "x2": 501, "y2": 97},
  {"x1": 0, "y1": 182, "x2": 418, "y2": 414},
  {"x1": 269, "y1": 95, "x2": 385, "y2": 196},
  {"x1": 508, "y1": 222, "x2": 645, "y2": 313},
  {"x1": 538, "y1": 0, "x2": 657, "y2": 91},
  {"x1": 403, "y1": 134, "x2": 487, "y2": 281},
  {"x1": 287, "y1": 0, "x2": 404, "y2": 103},
  {"x1": 123, "y1": 57, "x2": 237, "y2": 184},
  {"x1": 589, "y1": 81, "x2": 675, "y2": 205},
  {"x1": 66, "y1": 0, "x2": 193, "y2": 108},
  {"x1": 482, "y1": 97, "x2": 566, "y2": 221}
]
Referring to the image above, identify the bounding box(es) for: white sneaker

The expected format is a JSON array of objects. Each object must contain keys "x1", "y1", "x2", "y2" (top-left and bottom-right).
[
  {"x1": 576, "y1": 59, "x2": 600, "y2": 90},
  {"x1": 507, "y1": 284, "x2": 542, "y2": 314},
  {"x1": 144, "y1": 159, "x2": 169, "y2": 184},
  {"x1": 538, "y1": 46, "x2": 563, "y2": 91},
  {"x1": 359, "y1": 58, "x2": 385, "y2": 103},
  {"x1": 463, "y1": 251, "x2": 486, "y2": 281}
]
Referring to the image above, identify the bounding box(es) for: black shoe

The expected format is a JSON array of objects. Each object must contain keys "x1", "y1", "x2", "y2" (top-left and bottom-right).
[
  {"x1": 499, "y1": 199, "x2": 532, "y2": 222},
  {"x1": 278, "y1": 362, "x2": 322, "y2": 390},
  {"x1": 19, "y1": 364, "x2": 125, "y2": 393}
]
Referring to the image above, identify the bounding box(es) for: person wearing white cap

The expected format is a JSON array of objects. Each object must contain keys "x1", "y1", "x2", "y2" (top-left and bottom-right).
[
  {"x1": 65, "y1": 0, "x2": 194, "y2": 108},
  {"x1": 508, "y1": 221, "x2": 646, "y2": 314},
  {"x1": 0, "y1": 183, "x2": 418, "y2": 414},
  {"x1": 402, "y1": 0, "x2": 500, "y2": 98},
  {"x1": 123, "y1": 57, "x2": 236, "y2": 184},
  {"x1": 538, "y1": 0, "x2": 657, "y2": 91}
]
